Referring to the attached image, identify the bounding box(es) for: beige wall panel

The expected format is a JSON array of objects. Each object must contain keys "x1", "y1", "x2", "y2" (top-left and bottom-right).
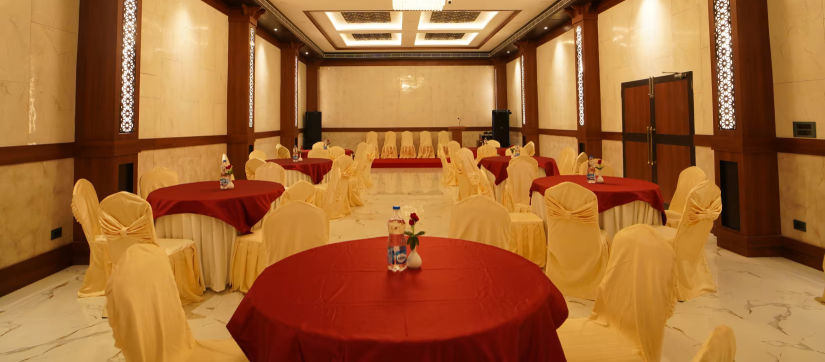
[
  {"x1": 539, "y1": 135, "x2": 578, "y2": 159},
  {"x1": 601, "y1": 140, "x2": 624, "y2": 177},
  {"x1": 254, "y1": 36, "x2": 281, "y2": 133},
  {"x1": 694, "y1": 146, "x2": 715, "y2": 181},
  {"x1": 777, "y1": 153, "x2": 825, "y2": 247},
  {"x1": 537, "y1": 29, "x2": 577, "y2": 131},
  {"x1": 254, "y1": 136, "x2": 281, "y2": 159},
  {"x1": 506, "y1": 59, "x2": 523, "y2": 128},
  {"x1": 137, "y1": 144, "x2": 227, "y2": 195}
]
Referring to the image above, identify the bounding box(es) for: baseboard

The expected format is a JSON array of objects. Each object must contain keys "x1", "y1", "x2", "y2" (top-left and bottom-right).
[
  {"x1": 0, "y1": 244, "x2": 74, "y2": 297},
  {"x1": 781, "y1": 237, "x2": 824, "y2": 271}
]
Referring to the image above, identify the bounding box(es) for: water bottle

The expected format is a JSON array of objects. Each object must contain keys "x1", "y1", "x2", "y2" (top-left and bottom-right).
[
  {"x1": 292, "y1": 144, "x2": 299, "y2": 162},
  {"x1": 586, "y1": 156, "x2": 596, "y2": 183},
  {"x1": 387, "y1": 206, "x2": 407, "y2": 272}
]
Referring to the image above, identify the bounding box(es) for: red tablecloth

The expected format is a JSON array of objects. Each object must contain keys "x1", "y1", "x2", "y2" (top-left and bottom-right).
[
  {"x1": 468, "y1": 146, "x2": 508, "y2": 157},
  {"x1": 227, "y1": 237, "x2": 568, "y2": 362},
  {"x1": 479, "y1": 156, "x2": 560, "y2": 185},
  {"x1": 300, "y1": 149, "x2": 353, "y2": 159},
  {"x1": 372, "y1": 158, "x2": 442, "y2": 168},
  {"x1": 530, "y1": 175, "x2": 666, "y2": 216},
  {"x1": 268, "y1": 158, "x2": 333, "y2": 184},
  {"x1": 147, "y1": 180, "x2": 284, "y2": 234}
]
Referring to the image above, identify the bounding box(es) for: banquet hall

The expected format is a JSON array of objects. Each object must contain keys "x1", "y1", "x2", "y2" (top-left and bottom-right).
[{"x1": 1, "y1": 0, "x2": 824, "y2": 360}]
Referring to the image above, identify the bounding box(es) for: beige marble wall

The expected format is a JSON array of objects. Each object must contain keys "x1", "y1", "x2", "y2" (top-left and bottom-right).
[
  {"x1": 506, "y1": 59, "x2": 524, "y2": 128},
  {"x1": 254, "y1": 36, "x2": 280, "y2": 133},
  {"x1": 253, "y1": 137, "x2": 281, "y2": 159},
  {"x1": 768, "y1": 0, "x2": 825, "y2": 139},
  {"x1": 137, "y1": 144, "x2": 227, "y2": 194},
  {"x1": 0, "y1": 159, "x2": 74, "y2": 269},
  {"x1": 139, "y1": 0, "x2": 228, "y2": 139},
  {"x1": 539, "y1": 135, "x2": 578, "y2": 159},
  {"x1": 0, "y1": 0, "x2": 79, "y2": 147},
  {"x1": 777, "y1": 153, "x2": 825, "y2": 247},
  {"x1": 298, "y1": 61, "x2": 307, "y2": 129},
  {"x1": 695, "y1": 146, "x2": 715, "y2": 181},
  {"x1": 537, "y1": 29, "x2": 577, "y2": 131},
  {"x1": 598, "y1": 0, "x2": 712, "y2": 134},
  {"x1": 318, "y1": 66, "x2": 494, "y2": 128},
  {"x1": 601, "y1": 140, "x2": 624, "y2": 177}
]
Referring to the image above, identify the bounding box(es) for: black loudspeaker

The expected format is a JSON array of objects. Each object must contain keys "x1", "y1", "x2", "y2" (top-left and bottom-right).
[
  {"x1": 303, "y1": 112, "x2": 322, "y2": 149},
  {"x1": 492, "y1": 110, "x2": 511, "y2": 147}
]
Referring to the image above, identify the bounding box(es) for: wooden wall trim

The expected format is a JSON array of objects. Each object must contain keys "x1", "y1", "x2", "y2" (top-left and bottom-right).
[
  {"x1": 254, "y1": 130, "x2": 282, "y2": 139},
  {"x1": 538, "y1": 128, "x2": 578, "y2": 138},
  {"x1": 0, "y1": 244, "x2": 73, "y2": 297},
  {"x1": 694, "y1": 134, "x2": 713, "y2": 147},
  {"x1": 321, "y1": 127, "x2": 493, "y2": 133},
  {"x1": 0, "y1": 143, "x2": 75, "y2": 166},
  {"x1": 137, "y1": 135, "x2": 227, "y2": 151},
  {"x1": 536, "y1": 23, "x2": 573, "y2": 47},
  {"x1": 601, "y1": 131, "x2": 622, "y2": 141},
  {"x1": 318, "y1": 59, "x2": 493, "y2": 67},
  {"x1": 782, "y1": 237, "x2": 825, "y2": 271},
  {"x1": 256, "y1": 25, "x2": 282, "y2": 49},
  {"x1": 596, "y1": 0, "x2": 626, "y2": 13},
  {"x1": 776, "y1": 137, "x2": 825, "y2": 156},
  {"x1": 201, "y1": 0, "x2": 230, "y2": 15}
]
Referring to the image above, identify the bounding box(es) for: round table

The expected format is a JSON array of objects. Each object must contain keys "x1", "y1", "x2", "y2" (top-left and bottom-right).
[
  {"x1": 529, "y1": 175, "x2": 665, "y2": 239},
  {"x1": 227, "y1": 237, "x2": 568, "y2": 362},
  {"x1": 148, "y1": 180, "x2": 284, "y2": 291},
  {"x1": 300, "y1": 149, "x2": 353, "y2": 159},
  {"x1": 268, "y1": 158, "x2": 333, "y2": 185}
]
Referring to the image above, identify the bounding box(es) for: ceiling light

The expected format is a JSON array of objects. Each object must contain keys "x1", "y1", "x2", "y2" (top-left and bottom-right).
[
  {"x1": 506, "y1": 50, "x2": 510, "y2": 54},
  {"x1": 393, "y1": 0, "x2": 445, "y2": 11},
  {"x1": 273, "y1": 28, "x2": 278, "y2": 31},
  {"x1": 544, "y1": 26, "x2": 548, "y2": 30},
  {"x1": 305, "y1": 52, "x2": 309, "y2": 55}
]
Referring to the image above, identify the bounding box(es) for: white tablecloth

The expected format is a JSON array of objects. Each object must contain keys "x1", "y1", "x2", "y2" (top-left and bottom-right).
[{"x1": 284, "y1": 170, "x2": 329, "y2": 187}]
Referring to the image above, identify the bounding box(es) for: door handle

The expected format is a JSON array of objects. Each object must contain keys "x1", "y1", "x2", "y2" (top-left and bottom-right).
[{"x1": 647, "y1": 126, "x2": 656, "y2": 166}]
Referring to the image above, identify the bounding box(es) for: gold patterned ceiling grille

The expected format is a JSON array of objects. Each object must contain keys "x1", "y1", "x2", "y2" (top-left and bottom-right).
[
  {"x1": 424, "y1": 33, "x2": 465, "y2": 40},
  {"x1": 429, "y1": 11, "x2": 481, "y2": 23},
  {"x1": 352, "y1": 33, "x2": 394, "y2": 40},
  {"x1": 340, "y1": 11, "x2": 392, "y2": 23}
]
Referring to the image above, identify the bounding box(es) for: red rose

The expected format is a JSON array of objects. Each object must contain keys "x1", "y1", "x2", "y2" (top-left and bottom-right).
[
  {"x1": 410, "y1": 213, "x2": 419, "y2": 222},
  {"x1": 409, "y1": 219, "x2": 416, "y2": 226}
]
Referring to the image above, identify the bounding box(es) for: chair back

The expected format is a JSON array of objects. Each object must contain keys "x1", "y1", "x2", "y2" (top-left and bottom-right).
[
  {"x1": 691, "y1": 325, "x2": 736, "y2": 362},
  {"x1": 455, "y1": 148, "x2": 482, "y2": 200},
  {"x1": 437, "y1": 131, "x2": 451, "y2": 157},
  {"x1": 543, "y1": 182, "x2": 607, "y2": 299},
  {"x1": 279, "y1": 180, "x2": 316, "y2": 206},
  {"x1": 557, "y1": 147, "x2": 577, "y2": 175},
  {"x1": 438, "y1": 147, "x2": 456, "y2": 185},
  {"x1": 254, "y1": 162, "x2": 286, "y2": 184},
  {"x1": 312, "y1": 142, "x2": 326, "y2": 150},
  {"x1": 329, "y1": 146, "x2": 346, "y2": 160},
  {"x1": 574, "y1": 152, "x2": 589, "y2": 175},
  {"x1": 139, "y1": 167, "x2": 179, "y2": 199},
  {"x1": 419, "y1": 131, "x2": 433, "y2": 147},
  {"x1": 523, "y1": 141, "x2": 536, "y2": 156},
  {"x1": 475, "y1": 144, "x2": 498, "y2": 163},
  {"x1": 672, "y1": 181, "x2": 722, "y2": 300},
  {"x1": 319, "y1": 165, "x2": 350, "y2": 219},
  {"x1": 264, "y1": 201, "x2": 328, "y2": 265},
  {"x1": 446, "y1": 141, "x2": 461, "y2": 160},
  {"x1": 248, "y1": 149, "x2": 267, "y2": 161},
  {"x1": 307, "y1": 148, "x2": 330, "y2": 159},
  {"x1": 381, "y1": 131, "x2": 398, "y2": 158},
  {"x1": 449, "y1": 195, "x2": 511, "y2": 250},
  {"x1": 366, "y1": 131, "x2": 379, "y2": 155},
  {"x1": 106, "y1": 244, "x2": 195, "y2": 362},
  {"x1": 275, "y1": 144, "x2": 291, "y2": 159},
  {"x1": 72, "y1": 179, "x2": 102, "y2": 244},
  {"x1": 354, "y1": 142, "x2": 374, "y2": 189},
  {"x1": 401, "y1": 131, "x2": 414, "y2": 146},
  {"x1": 503, "y1": 156, "x2": 538, "y2": 209},
  {"x1": 591, "y1": 224, "x2": 676, "y2": 362},
  {"x1": 98, "y1": 192, "x2": 158, "y2": 264},
  {"x1": 670, "y1": 166, "x2": 708, "y2": 214},
  {"x1": 245, "y1": 158, "x2": 266, "y2": 180},
  {"x1": 487, "y1": 140, "x2": 501, "y2": 148}
]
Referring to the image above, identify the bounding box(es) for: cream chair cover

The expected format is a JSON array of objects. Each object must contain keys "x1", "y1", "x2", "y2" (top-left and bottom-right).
[
  {"x1": 574, "y1": 152, "x2": 589, "y2": 175},
  {"x1": 508, "y1": 212, "x2": 547, "y2": 268},
  {"x1": 475, "y1": 144, "x2": 498, "y2": 163},
  {"x1": 446, "y1": 140, "x2": 461, "y2": 160},
  {"x1": 666, "y1": 166, "x2": 708, "y2": 228},
  {"x1": 502, "y1": 156, "x2": 539, "y2": 211},
  {"x1": 558, "y1": 224, "x2": 677, "y2": 362},
  {"x1": 557, "y1": 147, "x2": 577, "y2": 175},
  {"x1": 72, "y1": 179, "x2": 109, "y2": 297},
  {"x1": 335, "y1": 155, "x2": 362, "y2": 207},
  {"x1": 139, "y1": 167, "x2": 179, "y2": 199},
  {"x1": 691, "y1": 325, "x2": 736, "y2": 362},
  {"x1": 329, "y1": 146, "x2": 346, "y2": 160},
  {"x1": 107, "y1": 244, "x2": 246, "y2": 362},
  {"x1": 366, "y1": 131, "x2": 379, "y2": 156},
  {"x1": 279, "y1": 180, "x2": 316, "y2": 207},
  {"x1": 354, "y1": 142, "x2": 375, "y2": 190},
  {"x1": 418, "y1": 131, "x2": 435, "y2": 158},
  {"x1": 399, "y1": 131, "x2": 416, "y2": 158},
  {"x1": 312, "y1": 142, "x2": 326, "y2": 150},
  {"x1": 381, "y1": 131, "x2": 398, "y2": 159},
  {"x1": 275, "y1": 144, "x2": 291, "y2": 159},
  {"x1": 316, "y1": 166, "x2": 350, "y2": 219},
  {"x1": 455, "y1": 148, "x2": 492, "y2": 201},
  {"x1": 307, "y1": 148, "x2": 330, "y2": 159},
  {"x1": 437, "y1": 131, "x2": 451, "y2": 157},
  {"x1": 523, "y1": 141, "x2": 536, "y2": 156},
  {"x1": 248, "y1": 149, "x2": 267, "y2": 161},
  {"x1": 438, "y1": 148, "x2": 457, "y2": 186},
  {"x1": 544, "y1": 182, "x2": 609, "y2": 300},
  {"x1": 231, "y1": 201, "x2": 328, "y2": 293},
  {"x1": 487, "y1": 140, "x2": 501, "y2": 149},
  {"x1": 253, "y1": 162, "x2": 286, "y2": 184},
  {"x1": 244, "y1": 158, "x2": 266, "y2": 180},
  {"x1": 98, "y1": 192, "x2": 204, "y2": 304},
  {"x1": 449, "y1": 195, "x2": 511, "y2": 250},
  {"x1": 656, "y1": 181, "x2": 721, "y2": 301}
]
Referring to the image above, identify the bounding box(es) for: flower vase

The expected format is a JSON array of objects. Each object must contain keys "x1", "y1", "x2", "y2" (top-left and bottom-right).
[
  {"x1": 595, "y1": 169, "x2": 604, "y2": 184},
  {"x1": 407, "y1": 248, "x2": 422, "y2": 269}
]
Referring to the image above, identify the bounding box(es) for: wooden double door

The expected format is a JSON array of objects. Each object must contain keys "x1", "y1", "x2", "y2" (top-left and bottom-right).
[{"x1": 622, "y1": 73, "x2": 695, "y2": 204}]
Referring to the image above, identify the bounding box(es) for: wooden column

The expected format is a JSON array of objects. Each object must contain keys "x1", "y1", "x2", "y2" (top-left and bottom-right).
[
  {"x1": 493, "y1": 59, "x2": 507, "y2": 109},
  {"x1": 280, "y1": 42, "x2": 301, "y2": 150},
  {"x1": 570, "y1": 4, "x2": 602, "y2": 158},
  {"x1": 306, "y1": 60, "x2": 320, "y2": 112},
  {"x1": 74, "y1": 0, "x2": 143, "y2": 262},
  {"x1": 518, "y1": 41, "x2": 540, "y2": 148},
  {"x1": 226, "y1": 5, "x2": 264, "y2": 180},
  {"x1": 708, "y1": 0, "x2": 781, "y2": 256}
]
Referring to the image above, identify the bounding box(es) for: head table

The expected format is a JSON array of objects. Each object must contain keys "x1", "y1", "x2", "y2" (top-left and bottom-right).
[
  {"x1": 480, "y1": 156, "x2": 560, "y2": 185},
  {"x1": 467, "y1": 146, "x2": 508, "y2": 157},
  {"x1": 228, "y1": 237, "x2": 569, "y2": 362},
  {"x1": 529, "y1": 175, "x2": 665, "y2": 240},
  {"x1": 299, "y1": 148, "x2": 353, "y2": 159},
  {"x1": 148, "y1": 180, "x2": 284, "y2": 291},
  {"x1": 268, "y1": 158, "x2": 333, "y2": 185}
]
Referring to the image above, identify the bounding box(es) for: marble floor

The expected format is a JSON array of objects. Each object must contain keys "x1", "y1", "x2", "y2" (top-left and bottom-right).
[{"x1": 1, "y1": 187, "x2": 824, "y2": 361}]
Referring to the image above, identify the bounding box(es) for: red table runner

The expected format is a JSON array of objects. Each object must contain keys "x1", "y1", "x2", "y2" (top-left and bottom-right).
[
  {"x1": 300, "y1": 149, "x2": 353, "y2": 159},
  {"x1": 479, "y1": 156, "x2": 560, "y2": 185},
  {"x1": 468, "y1": 146, "x2": 507, "y2": 157},
  {"x1": 371, "y1": 158, "x2": 442, "y2": 168},
  {"x1": 530, "y1": 175, "x2": 666, "y2": 216},
  {"x1": 268, "y1": 158, "x2": 333, "y2": 184},
  {"x1": 227, "y1": 237, "x2": 568, "y2": 362},
  {"x1": 147, "y1": 180, "x2": 284, "y2": 234}
]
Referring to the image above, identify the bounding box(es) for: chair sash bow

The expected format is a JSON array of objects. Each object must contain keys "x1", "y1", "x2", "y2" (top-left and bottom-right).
[{"x1": 544, "y1": 197, "x2": 599, "y2": 224}]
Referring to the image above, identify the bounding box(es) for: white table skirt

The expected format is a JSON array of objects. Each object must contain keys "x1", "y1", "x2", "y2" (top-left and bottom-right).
[
  {"x1": 369, "y1": 168, "x2": 443, "y2": 195},
  {"x1": 284, "y1": 170, "x2": 329, "y2": 187},
  {"x1": 530, "y1": 191, "x2": 662, "y2": 241},
  {"x1": 155, "y1": 213, "x2": 237, "y2": 292},
  {"x1": 483, "y1": 167, "x2": 547, "y2": 202}
]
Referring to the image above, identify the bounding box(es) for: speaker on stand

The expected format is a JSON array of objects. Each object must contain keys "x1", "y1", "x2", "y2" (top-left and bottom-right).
[
  {"x1": 492, "y1": 110, "x2": 511, "y2": 148},
  {"x1": 303, "y1": 112, "x2": 322, "y2": 150}
]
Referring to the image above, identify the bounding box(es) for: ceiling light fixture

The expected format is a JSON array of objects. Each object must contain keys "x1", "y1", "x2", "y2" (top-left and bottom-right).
[
  {"x1": 393, "y1": 0, "x2": 445, "y2": 11},
  {"x1": 273, "y1": 28, "x2": 278, "y2": 31},
  {"x1": 305, "y1": 52, "x2": 309, "y2": 55},
  {"x1": 544, "y1": 26, "x2": 548, "y2": 30}
]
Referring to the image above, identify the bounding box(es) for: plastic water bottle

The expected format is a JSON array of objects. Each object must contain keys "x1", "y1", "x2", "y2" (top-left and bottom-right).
[
  {"x1": 387, "y1": 206, "x2": 407, "y2": 272},
  {"x1": 586, "y1": 156, "x2": 596, "y2": 183},
  {"x1": 292, "y1": 144, "x2": 299, "y2": 162}
]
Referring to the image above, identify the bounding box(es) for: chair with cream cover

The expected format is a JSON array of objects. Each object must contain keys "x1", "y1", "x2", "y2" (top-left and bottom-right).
[
  {"x1": 244, "y1": 158, "x2": 266, "y2": 180},
  {"x1": 574, "y1": 152, "x2": 589, "y2": 175},
  {"x1": 315, "y1": 163, "x2": 350, "y2": 219},
  {"x1": 139, "y1": 167, "x2": 179, "y2": 199},
  {"x1": 381, "y1": 131, "x2": 398, "y2": 159},
  {"x1": 486, "y1": 139, "x2": 501, "y2": 149},
  {"x1": 107, "y1": 244, "x2": 245, "y2": 361},
  {"x1": 557, "y1": 147, "x2": 578, "y2": 175},
  {"x1": 475, "y1": 144, "x2": 498, "y2": 163},
  {"x1": 437, "y1": 131, "x2": 451, "y2": 157},
  {"x1": 329, "y1": 146, "x2": 346, "y2": 160},
  {"x1": 418, "y1": 131, "x2": 435, "y2": 158},
  {"x1": 655, "y1": 181, "x2": 721, "y2": 301},
  {"x1": 275, "y1": 144, "x2": 291, "y2": 159},
  {"x1": 691, "y1": 325, "x2": 736, "y2": 362},
  {"x1": 501, "y1": 156, "x2": 539, "y2": 212},
  {"x1": 558, "y1": 224, "x2": 677, "y2": 362},
  {"x1": 278, "y1": 180, "x2": 317, "y2": 207},
  {"x1": 455, "y1": 148, "x2": 492, "y2": 201},
  {"x1": 399, "y1": 131, "x2": 416, "y2": 158},
  {"x1": 449, "y1": 194, "x2": 511, "y2": 250},
  {"x1": 438, "y1": 147, "x2": 457, "y2": 186},
  {"x1": 446, "y1": 141, "x2": 461, "y2": 161},
  {"x1": 253, "y1": 162, "x2": 286, "y2": 184},
  {"x1": 818, "y1": 256, "x2": 825, "y2": 304},
  {"x1": 335, "y1": 154, "x2": 362, "y2": 207},
  {"x1": 71, "y1": 179, "x2": 110, "y2": 297},
  {"x1": 248, "y1": 149, "x2": 267, "y2": 161},
  {"x1": 354, "y1": 142, "x2": 375, "y2": 190},
  {"x1": 366, "y1": 131, "x2": 379, "y2": 156},
  {"x1": 230, "y1": 201, "x2": 328, "y2": 293},
  {"x1": 312, "y1": 141, "x2": 326, "y2": 150},
  {"x1": 543, "y1": 182, "x2": 609, "y2": 300},
  {"x1": 307, "y1": 148, "x2": 330, "y2": 159},
  {"x1": 666, "y1": 166, "x2": 708, "y2": 228},
  {"x1": 523, "y1": 141, "x2": 536, "y2": 156}
]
